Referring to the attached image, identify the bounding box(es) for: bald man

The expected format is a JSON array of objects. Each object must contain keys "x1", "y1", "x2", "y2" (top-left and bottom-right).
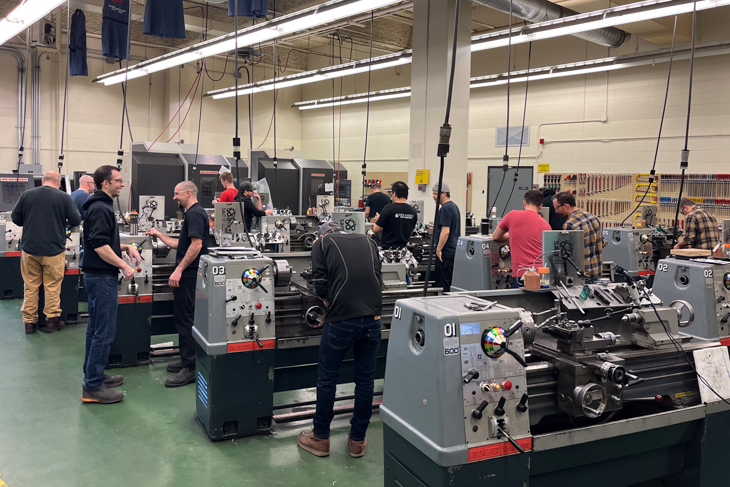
[
  {"x1": 71, "y1": 174, "x2": 95, "y2": 220},
  {"x1": 11, "y1": 171, "x2": 82, "y2": 334},
  {"x1": 145, "y1": 181, "x2": 209, "y2": 387}
]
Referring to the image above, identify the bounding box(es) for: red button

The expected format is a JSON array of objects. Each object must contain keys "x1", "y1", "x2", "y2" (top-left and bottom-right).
[
  {"x1": 137, "y1": 268, "x2": 142, "y2": 272},
  {"x1": 255, "y1": 303, "x2": 262, "y2": 309},
  {"x1": 67, "y1": 247, "x2": 70, "y2": 251},
  {"x1": 502, "y1": 380, "x2": 513, "y2": 391}
]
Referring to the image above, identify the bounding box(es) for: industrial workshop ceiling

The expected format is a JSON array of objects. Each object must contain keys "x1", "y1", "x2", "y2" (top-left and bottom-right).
[{"x1": 0, "y1": 0, "x2": 701, "y2": 73}]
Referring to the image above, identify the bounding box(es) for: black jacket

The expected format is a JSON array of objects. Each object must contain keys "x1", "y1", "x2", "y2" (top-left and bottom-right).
[
  {"x1": 234, "y1": 195, "x2": 266, "y2": 230},
  {"x1": 311, "y1": 231, "x2": 382, "y2": 322},
  {"x1": 11, "y1": 185, "x2": 82, "y2": 256},
  {"x1": 542, "y1": 189, "x2": 566, "y2": 230},
  {"x1": 81, "y1": 191, "x2": 122, "y2": 275}
]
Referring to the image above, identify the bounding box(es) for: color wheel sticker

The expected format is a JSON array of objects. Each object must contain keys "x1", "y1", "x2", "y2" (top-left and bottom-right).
[
  {"x1": 242, "y1": 268, "x2": 262, "y2": 289},
  {"x1": 482, "y1": 327, "x2": 508, "y2": 358},
  {"x1": 724, "y1": 272, "x2": 730, "y2": 291}
]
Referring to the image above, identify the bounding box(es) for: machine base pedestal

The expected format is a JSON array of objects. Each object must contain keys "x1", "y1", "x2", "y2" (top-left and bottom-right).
[{"x1": 108, "y1": 300, "x2": 153, "y2": 368}]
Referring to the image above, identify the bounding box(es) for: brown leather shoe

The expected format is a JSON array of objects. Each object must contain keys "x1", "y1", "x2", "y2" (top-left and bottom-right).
[
  {"x1": 25, "y1": 322, "x2": 38, "y2": 334},
  {"x1": 348, "y1": 434, "x2": 367, "y2": 458},
  {"x1": 45, "y1": 317, "x2": 66, "y2": 333},
  {"x1": 297, "y1": 430, "x2": 330, "y2": 457}
]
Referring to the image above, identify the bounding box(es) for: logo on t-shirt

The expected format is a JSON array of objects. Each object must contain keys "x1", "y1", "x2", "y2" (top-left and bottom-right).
[{"x1": 394, "y1": 213, "x2": 414, "y2": 220}]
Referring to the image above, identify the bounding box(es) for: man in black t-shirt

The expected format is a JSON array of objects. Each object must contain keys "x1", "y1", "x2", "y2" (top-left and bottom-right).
[
  {"x1": 374, "y1": 181, "x2": 417, "y2": 249},
  {"x1": 432, "y1": 183, "x2": 461, "y2": 292},
  {"x1": 364, "y1": 183, "x2": 390, "y2": 222},
  {"x1": 146, "y1": 181, "x2": 209, "y2": 388}
]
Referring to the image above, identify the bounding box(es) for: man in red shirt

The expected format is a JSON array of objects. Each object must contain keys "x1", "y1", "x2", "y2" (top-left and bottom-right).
[
  {"x1": 212, "y1": 171, "x2": 238, "y2": 203},
  {"x1": 492, "y1": 190, "x2": 551, "y2": 288}
]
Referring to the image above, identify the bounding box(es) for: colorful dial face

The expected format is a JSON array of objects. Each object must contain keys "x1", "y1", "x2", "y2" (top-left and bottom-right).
[
  {"x1": 499, "y1": 245, "x2": 511, "y2": 260},
  {"x1": 481, "y1": 327, "x2": 508, "y2": 359},
  {"x1": 724, "y1": 272, "x2": 730, "y2": 290},
  {"x1": 242, "y1": 268, "x2": 263, "y2": 289},
  {"x1": 640, "y1": 234, "x2": 649, "y2": 244},
  {"x1": 275, "y1": 220, "x2": 285, "y2": 229},
  {"x1": 366, "y1": 230, "x2": 375, "y2": 237}
]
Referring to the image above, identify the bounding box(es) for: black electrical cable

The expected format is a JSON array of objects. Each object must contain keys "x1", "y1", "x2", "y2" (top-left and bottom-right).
[
  {"x1": 119, "y1": 78, "x2": 134, "y2": 142},
  {"x1": 271, "y1": 0, "x2": 280, "y2": 212},
  {"x1": 17, "y1": 30, "x2": 30, "y2": 172},
  {"x1": 205, "y1": 54, "x2": 228, "y2": 82},
  {"x1": 58, "y1": 1, "x2": 71, "y2": 171},
  {"x1": 486, "y1": 0, "x2": 514, "y2": 221},
  {"x1": 671, "y1": 4, "x2": 698, "y2": 246},
  {"x1": 641, "y1": 286, "x2": 730, "y2": 407},
  {"x1": 620, "y1": 16, "x2": 678, "y2": 227},
  {"x1": 232, "y1": 0, "x2": 254, "y2": 248},
  {"x1": 116, "y1": 0, "x2": 133, "y2": 217},
  {"x1": 192, "y1": 4, "x2": 209, "y2": 168},
  {"x1": 501, "y1": 42, "x2": 532, "y2": 219},
  {"x1": 422, "y1": 0, "x2": 461, "y2": 296},
  {"x1": 361, "y1": 12, "x2": 374, "y2": 207}
]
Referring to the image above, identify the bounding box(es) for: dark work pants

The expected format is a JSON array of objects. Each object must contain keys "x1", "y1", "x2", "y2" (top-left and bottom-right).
[
  {"x1": 83, "y1": 273, "x2": 118, "y2": 391},
  {"x1": 173, "y1": 276, "x2": 196, "y2": 370},
  {"x1": 313, "y1": 317, "x2": 382, "y2": 442},
  {"x1": 435, "y1": 254, "x2": 455, "y2": 292}
]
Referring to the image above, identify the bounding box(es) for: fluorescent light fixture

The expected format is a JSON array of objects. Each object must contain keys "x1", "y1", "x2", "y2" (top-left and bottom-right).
[
  {"x1": 295, "y1": 40, "x2": 730, "y2": 109},
  {"x1": 472, "y1": 0, "x2": 730, "y2": 53},
  {"x1": 0, "y1": 0, "x2": 65, "y2": 46},
  {"x1": 294, "y1": 87, "x2": 412, "y2": 110},
  {"x1": 95, "y1": 0, "x2": 405, "y2": 86},
  {"x1": 207, "y1": 51, "x2": 412, "y2": 100}
]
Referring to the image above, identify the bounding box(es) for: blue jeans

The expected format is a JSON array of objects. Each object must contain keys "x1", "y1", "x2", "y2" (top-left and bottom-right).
[
  {"x1": 512, "y1": 277, "x2": 524, "y2": 289},
  {"x1": 313, "y1": 317, "x2": 382, "y2": 442},
  {"x1": 83, "y1": 273, "x2": 119, "y2": 391}
]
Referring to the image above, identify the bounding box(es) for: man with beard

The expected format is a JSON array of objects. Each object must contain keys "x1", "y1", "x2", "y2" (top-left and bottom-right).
[{"x1": 145, "y1": 181, "x2": 209, "y2": 387}]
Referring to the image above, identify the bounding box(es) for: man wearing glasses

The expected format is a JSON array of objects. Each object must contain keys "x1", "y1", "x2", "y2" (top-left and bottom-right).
[
  {"x1": 553, "y1": 192, "x2": 603, "y2": 283},
  {"x1": 145, "y1": 181, "x2": 209, "y2": 387},
  {"x1": 80, "y1": 166, "x2": 141, "y2": 404}
]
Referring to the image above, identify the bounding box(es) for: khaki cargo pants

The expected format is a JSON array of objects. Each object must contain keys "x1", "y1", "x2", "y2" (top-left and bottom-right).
[{"x1": 20, "y1": 251, "x2": 65, "y2": 324}]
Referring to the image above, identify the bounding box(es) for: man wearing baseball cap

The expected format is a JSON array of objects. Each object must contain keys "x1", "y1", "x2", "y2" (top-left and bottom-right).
[
  {"x1": 236, "y1": 181, "x2": 273, "y2": 231},
  {"x1": 298, "y1": 221, "x2": 383, "y2": 459},
  {"x1": 432, "y1": 182, "x2": 461, "y2": 292}
]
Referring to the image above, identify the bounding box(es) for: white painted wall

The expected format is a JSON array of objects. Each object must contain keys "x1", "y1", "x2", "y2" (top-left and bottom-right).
[{"x1": 2, "y1": 9, "x2": 730, "y2": 223}]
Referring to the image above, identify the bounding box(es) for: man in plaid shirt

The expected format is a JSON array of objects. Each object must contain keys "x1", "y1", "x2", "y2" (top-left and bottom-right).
[
  {"x1": 674, "y1": 199, "x2": 721, "y2": 251},
  {"x1": 553, "y1": 192, "x2": 603, "y2": 281}
]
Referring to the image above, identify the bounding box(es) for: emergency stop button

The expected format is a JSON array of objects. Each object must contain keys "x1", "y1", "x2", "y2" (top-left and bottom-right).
[
  {"x1": 502, "y1": 380, "x2": 513, "y2": 391},
  {"x1": 255, "y1": 303, "x2": 262, "y2": 309}
]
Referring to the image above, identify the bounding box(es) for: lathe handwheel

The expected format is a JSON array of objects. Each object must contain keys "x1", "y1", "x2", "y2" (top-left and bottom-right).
[
  {"x1": 573, "y1": 383, "x2": 608, "y2": 419},
  {"x1": 669, "y1": 299, "x2": 695, "y2": 328}
]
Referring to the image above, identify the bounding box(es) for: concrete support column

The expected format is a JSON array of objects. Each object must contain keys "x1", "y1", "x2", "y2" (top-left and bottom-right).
[{"x1": 408, "y1": 0, "x2": 471, "y2": 226}]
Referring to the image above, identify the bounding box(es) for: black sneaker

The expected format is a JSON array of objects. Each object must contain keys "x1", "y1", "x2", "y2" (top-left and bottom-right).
[
  {"x1": 103, "y1": 374, "x2": 124, "y2": 387},
  {"x1": 166, "y1": 361, "x2": 184, "y2": 373},
  {"x1": 81, "y1": 386, "x2": 125, "y2": 404},
  {"x1": 165, "y1": 368, "x2": 195, "y2": 388}
]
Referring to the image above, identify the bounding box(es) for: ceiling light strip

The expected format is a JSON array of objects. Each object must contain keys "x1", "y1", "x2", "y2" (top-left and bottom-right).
[
  {"x1": 0, "y1": 0, "x2": 66, "y2": 47},
  {"x1": 472, "y1": 0, "x2": 730, "y2": 52},
  {"x1": 207, "y1": 51, "x2": 412, "y2": 99},
  {"x1": 94, "y1": 0, "x2": 406, "y2": 86}
]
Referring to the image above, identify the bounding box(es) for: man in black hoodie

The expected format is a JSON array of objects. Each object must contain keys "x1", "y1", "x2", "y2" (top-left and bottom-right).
[
  {"x1": 541, "y1": 188, "x2": 566, "y2": 230},
  {"x1": 298, "y1": 222, "x2": 382, "y2": 459},
  {"x1": 236, "y1": 181, "x2": 273, "y2": 230},
  {"x1": 80, "y1": 166, "x2": 141, "y2": 404}
]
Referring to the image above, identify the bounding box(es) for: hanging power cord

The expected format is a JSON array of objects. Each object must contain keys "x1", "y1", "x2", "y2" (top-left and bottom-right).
[
  {"x1": 486, "y1": 0, "x2": 514, "y2": 223},
  {"x1": 147, "y1": 71, "x2": 201, "y2": 152},
  {"x1": 613, "y1": 266, "x2": 730, "y2": 407},
  {"x1": 361, "y1": 12, "x2": 374, "y2": 207},
  {"x1": 57, "y1": 1, "x2": 71, "y2": 173},
  {"x1": 114, "y1": 0, "x2": 134, "y2": 217},
  {"x1": 501, "y1": 42, "x2": 533, "y2": 218},
  {"x1": 232, "y1": 0, "x2": 254, "y2": 248},
  {"x1": 671, "y1": 3, "x2": 698, "y2": 245},
  {"x1": 17, "y1": 28, "x2": 30, "y2": 173},
  {"x1": 192, "y1": 4, "x2": 209, "y2": 167},
  {"x1": 422, "y1": 0, "x2": 461, "y2": 296},
  {"x1": 271, "y1": 0, "x2": 280, "y2": 212},
  {"x1": 620, "y1": 16, "x2": 678, "y2": 227}
]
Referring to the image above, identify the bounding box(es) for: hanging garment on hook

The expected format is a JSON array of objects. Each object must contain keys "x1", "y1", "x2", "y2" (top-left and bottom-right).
[
  {"x1": 228, "y1": 0, "x2": 268, "y2": 18},
  {"x1": 102, "y1": 0, "x2": 130, "y2": 60},
  {"x1": 143, "y1": 0, "x2": 186, "y2": 39},
  {"x1": 69, "y1": 9, "x2": 88, "y2": 76}
]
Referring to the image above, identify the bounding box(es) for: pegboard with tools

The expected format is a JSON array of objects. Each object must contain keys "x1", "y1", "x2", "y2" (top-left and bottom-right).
[
  {"x1": 544, "y1": 173, "x2": 639, "y2": 227},
  {"x1": 545, "y1": 172, "x2": 730, "y2": 228}
]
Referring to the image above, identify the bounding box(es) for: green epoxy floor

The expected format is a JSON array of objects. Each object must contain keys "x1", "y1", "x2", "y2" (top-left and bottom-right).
[{"x1": 0, "y1": 299, "x2": 385, "y2": 487}]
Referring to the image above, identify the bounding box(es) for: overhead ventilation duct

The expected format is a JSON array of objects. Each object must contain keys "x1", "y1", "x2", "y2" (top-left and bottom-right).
[{"x1": 472, "y1": 0, "x2": 631, "y2": 48}]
